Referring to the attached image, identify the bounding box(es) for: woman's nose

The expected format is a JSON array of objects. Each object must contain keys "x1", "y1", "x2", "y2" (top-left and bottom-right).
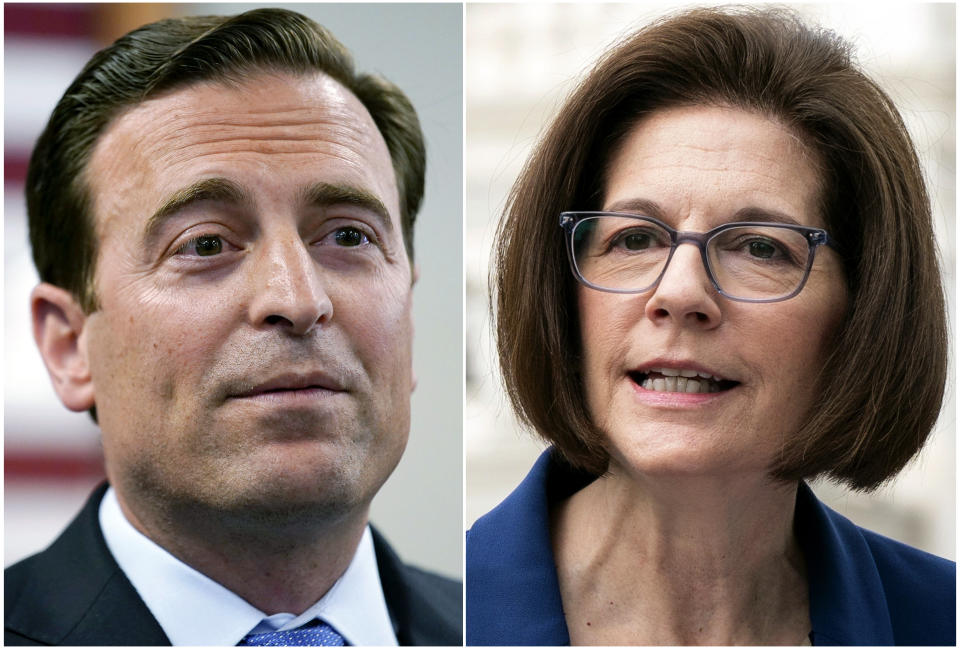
[
  {"x1": 643, "y1": 244, "x2": 722, "y2": 328},
  {"x1": 248, "y1": 235, "x2": 332, "y2": 336}
]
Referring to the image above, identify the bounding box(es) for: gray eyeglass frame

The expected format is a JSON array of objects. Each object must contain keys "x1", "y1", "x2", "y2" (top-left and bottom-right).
[{"x1": 559, "y1": 210, "x2": 838, "y2": 303}]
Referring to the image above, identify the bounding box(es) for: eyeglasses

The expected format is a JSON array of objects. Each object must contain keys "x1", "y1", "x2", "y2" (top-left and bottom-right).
[{"x1": 560, "y1": 211, "x2": 838, "y2": 303}]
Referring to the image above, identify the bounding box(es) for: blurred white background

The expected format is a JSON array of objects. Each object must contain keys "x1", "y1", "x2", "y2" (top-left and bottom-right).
[
  {"x1": 5, "y1": 3, "x2": 462, "y2": 578},
  {"x1": 466, "y1": 2, "x2": 955, "y2": 560}
]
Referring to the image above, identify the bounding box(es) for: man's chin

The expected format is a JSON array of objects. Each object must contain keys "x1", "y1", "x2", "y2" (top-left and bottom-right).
[
  {"x1": 120, "y1": 452, "x2": 374, "y2": 536},
  {"x1": 165, "y1": 475, "x2": 369, "y2": 538},
  {"x1": 215, "y1": 457, "x2": 371, "y2": 515},
  {"x1": 217, "y1": 493, "x2": 361, "y2": 534}
]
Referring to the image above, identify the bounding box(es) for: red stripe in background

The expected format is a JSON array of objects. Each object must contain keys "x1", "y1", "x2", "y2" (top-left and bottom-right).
[
  {"x1": 6, "y1": 152, "x2": 30, "y2": 186},
  {"x1": 4, "y1": 4, "x2": 95, "y2": 39},
  {"x1": 5, "y1": 451, "x2": 105, "y2": 480}
]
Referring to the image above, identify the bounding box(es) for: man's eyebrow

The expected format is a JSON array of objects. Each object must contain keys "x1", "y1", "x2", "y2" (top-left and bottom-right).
[
  {"x1": 144, "y1": 178, "x2": 250, "y2": 245},
  {"x1": 301, "y1": 182, "x2": 393, "y2": 231}
]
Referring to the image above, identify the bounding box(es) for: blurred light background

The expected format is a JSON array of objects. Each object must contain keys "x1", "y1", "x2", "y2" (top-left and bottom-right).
[
  {"x1": 5, "y1": 3, "x2": 462, "y2": 578},
  {"x1": 466, "y1": 2, "x2": 955, "y2": 560}
]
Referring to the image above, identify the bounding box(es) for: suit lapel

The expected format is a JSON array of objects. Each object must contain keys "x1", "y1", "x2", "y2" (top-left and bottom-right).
[
  {"x1": 5, "y1": 484, "x2": 170, "y2": 646},
  {"x1": 371, "y1": 527, "x2": 462, "y2": 646}
]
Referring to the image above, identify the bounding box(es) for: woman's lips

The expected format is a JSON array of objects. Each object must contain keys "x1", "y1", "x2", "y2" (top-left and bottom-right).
[{"x1": 628, "y1": 366, "x2": 740, "y2": 394}]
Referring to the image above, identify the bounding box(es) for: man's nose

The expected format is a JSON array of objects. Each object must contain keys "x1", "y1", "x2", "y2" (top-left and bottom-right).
[
  {"x1": 644, "y1": 243, "x2": 722, "y2": 328},
  {"x1": 248, "y1": 235, "x2": 332, "y2": 335}
]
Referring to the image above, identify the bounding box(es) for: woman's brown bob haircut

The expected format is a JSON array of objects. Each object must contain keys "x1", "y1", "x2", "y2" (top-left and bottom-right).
[{"x1": 493, "y1": 6, "x2": 947, "y2": 491}]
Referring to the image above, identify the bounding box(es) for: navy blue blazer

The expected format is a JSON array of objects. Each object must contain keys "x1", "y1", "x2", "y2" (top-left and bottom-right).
[{"x1": 466, "y1": 449, "x2": 955, "y2": 646}]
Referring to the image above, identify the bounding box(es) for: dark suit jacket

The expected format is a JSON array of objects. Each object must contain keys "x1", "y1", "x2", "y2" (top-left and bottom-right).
[
  {"x1": 6, "y1": 484, "x2": 462, "y2": 646},
  {"x1": 466, "y1": 449, "x2": 956, "y2": 646}
]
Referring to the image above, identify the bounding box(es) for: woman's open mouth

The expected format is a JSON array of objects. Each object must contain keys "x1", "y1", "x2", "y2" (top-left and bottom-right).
[{"x1": 628, "y1": 367, "x2": 739, "y2": 394}]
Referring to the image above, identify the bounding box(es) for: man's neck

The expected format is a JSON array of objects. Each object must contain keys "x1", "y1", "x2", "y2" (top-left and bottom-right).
[{"x1": 114, "y1": 488, "x2": 369, "y2": 614}]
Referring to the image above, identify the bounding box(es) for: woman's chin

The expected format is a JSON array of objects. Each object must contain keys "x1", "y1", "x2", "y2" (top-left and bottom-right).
[{"x1": 605, "y1": 435, "x2": 771, "y2": 484}]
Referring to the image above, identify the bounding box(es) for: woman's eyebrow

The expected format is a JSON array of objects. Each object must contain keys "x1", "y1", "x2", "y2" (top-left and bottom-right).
[
  {"x1": 731, "y1": 207, "x2": 802, "y2": 225},
  {"x1": 603, "y1": 197, "x2": 666, "y2": 219},
  {"x1": 603, "y1": 198, "x2": 803, "y2": 226},
  {"x1": 143, "y1": 177, "x2": 250, "y2": 246}
]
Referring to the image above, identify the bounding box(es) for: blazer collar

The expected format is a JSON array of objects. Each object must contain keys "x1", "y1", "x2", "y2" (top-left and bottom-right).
[
  {"x1": 372, "y1": 526, "x2": 463, "y2": 646},
  {"x1": 466, "y1": 449, "x2": 589, "y2": 645},
  {"x1": 5, "y1": 483, "x2": 170, "y2": 646},
  {"x1": 795, "y1": 482, "x2": 894, "y2": 645}
]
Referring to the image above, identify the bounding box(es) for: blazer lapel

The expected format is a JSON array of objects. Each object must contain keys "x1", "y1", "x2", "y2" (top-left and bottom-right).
[
  {"x1": 5, "y1": 484, "x2": 170, "y2": 646},
  {"x1": 796, "y1": 483, "x2": 895, "y2": 645},
  {"x1": 371, "y1": 527, "x2": 462, "y2": 646}
]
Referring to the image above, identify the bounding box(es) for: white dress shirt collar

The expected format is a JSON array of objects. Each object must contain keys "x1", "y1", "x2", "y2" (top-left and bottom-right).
[{"x1": 99, "y1": 486, "x2": 398, "y2": 646}]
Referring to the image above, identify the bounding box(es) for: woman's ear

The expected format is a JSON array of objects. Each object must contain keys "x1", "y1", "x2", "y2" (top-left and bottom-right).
[{"x1": 31, "y1": 283, "x2": 96, "y2": 412}]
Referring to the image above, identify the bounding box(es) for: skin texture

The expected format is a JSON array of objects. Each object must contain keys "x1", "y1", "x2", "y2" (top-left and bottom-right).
[
  {"x1": 32, "y1": 71, "x2": 414, "y2": 613},
  {"x1": 554, "y1": 105, "x2": 848, "y2": 644}
]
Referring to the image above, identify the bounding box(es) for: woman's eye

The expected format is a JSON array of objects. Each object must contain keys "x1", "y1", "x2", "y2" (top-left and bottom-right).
[
  {"x1": 176, "y1": 234, "x2": 224, "y2": 257},
  {"x1": 332, "y1": 227, "x2": 369, "y2": 247},
  {"x1": 622, "y1": 232, "x2": 654, "y2": 250},
  {"x1": 747, "y1": 239, "x2": 779, "y2": 259},
  {"x1": 610, "y1": 227, "x2": 663, "y2": 253}
]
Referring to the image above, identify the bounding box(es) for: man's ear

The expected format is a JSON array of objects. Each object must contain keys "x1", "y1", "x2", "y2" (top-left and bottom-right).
[{"x1": 31, "y1": 283, "x2": 96, "y2": 412}]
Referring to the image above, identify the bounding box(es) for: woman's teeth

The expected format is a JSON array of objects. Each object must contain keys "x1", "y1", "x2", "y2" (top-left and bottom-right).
[
  {"x1": 641, "y1": 375, "x2": 720, "y2": 393},
  {"x1": 639, "y1": 367, "x2": 727, "y2": 393}
]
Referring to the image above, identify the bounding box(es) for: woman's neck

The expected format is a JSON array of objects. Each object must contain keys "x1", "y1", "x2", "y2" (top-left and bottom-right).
[{"x1": 551, "y1": 470, "x2": 810, "y2": 645}]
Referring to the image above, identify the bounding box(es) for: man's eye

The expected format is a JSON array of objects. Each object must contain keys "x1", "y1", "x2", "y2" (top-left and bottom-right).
[
  {"x1": 176, "y1": 235, "x2": 223, "y2": 257},
  {"x1": 333, "y1": 227, "x2": 369, "y2": 247}
]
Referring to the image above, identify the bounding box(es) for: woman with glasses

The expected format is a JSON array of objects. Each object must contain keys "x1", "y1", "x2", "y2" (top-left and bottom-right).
[{"x1": 466, "y1": 7, "x2": 953, "y2": 646}]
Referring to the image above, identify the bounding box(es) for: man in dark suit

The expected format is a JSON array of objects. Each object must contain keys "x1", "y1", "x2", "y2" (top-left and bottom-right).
[{"x1": 5, "y1": 8, "x2": 460, "y2": 646}]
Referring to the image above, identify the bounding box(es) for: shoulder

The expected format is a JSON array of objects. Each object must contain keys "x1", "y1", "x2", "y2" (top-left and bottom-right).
[
  {"x1": 466, "y1": 449, "x2": 555, "y2": 585},
  {"x1": 468, "y1": 448, "x2": 590, "y2": 562},
  {"x1": 371, "y1": 527, "x2": 462, "y2": 646},
  {"x1": 467, "y1": 449, "x2": 581, "y2": 645},
  {"x1": 5, "y1": 550, "x2": 96, "y2": 646},
  {"x1": 859, "y1": 524, "x2": 955, "y2": 591},
  {"x1": 859, "y1": 526, "x2": 955, "y2": 644},
  {"x1": 5, "y1": 553, "x2": 50, "y2": 645},
  {"x1": 5, "y1": 551, "x2": 39, "y2": 606},
  {"x1": 4, "y1": 486, "x2": 109, "y2": 645},
  {"x1": 798, "y1": 484, "x2": 955, "y2": 646},
  {"x1": 390, "y1": 561, "x2": 462, "y2": 626},
  {"x1": 5, "y1": 485, "x2": 169, "y2": 646}
]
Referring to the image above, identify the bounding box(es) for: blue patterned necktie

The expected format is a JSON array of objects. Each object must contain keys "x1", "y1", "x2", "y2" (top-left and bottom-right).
[{"x1": 239, "y1": 619, "x2": 346, "y2": 646}]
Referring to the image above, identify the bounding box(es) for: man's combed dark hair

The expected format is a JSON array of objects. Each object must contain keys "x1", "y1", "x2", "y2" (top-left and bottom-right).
[
  {"x1": 28, "y1": 8, "x2": 425, "y2": 313},
  {"x1": 493, "y1": 6, "x2": 948, "y2": 491}
]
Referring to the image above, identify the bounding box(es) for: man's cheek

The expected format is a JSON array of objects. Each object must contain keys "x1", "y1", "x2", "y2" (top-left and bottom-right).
[
  {"x1": 102, "y1": 314, "x2": 189, "y2": 406},
  {"x1": 357, "y1": 285, "x2": 413, "y2": 359}
]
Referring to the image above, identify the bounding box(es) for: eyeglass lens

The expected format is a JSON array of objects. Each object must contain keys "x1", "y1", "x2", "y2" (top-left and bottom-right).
[{"x1": 571, "y1": 216, "x2": 812, "y2": 300}]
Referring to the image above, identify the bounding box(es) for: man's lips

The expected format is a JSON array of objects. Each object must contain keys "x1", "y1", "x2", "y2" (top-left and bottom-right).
[{"x1": 227, "y1": 372, "x2": 347, "y2": 400}]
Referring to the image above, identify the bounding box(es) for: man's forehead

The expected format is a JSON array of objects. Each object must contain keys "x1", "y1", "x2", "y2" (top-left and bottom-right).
[
  {"x1": 108, "y1": 69, "x2": 369, "y2": 131},
  {"x1": 84, "y1": 70, "x2": 400, "y2": 235}
]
